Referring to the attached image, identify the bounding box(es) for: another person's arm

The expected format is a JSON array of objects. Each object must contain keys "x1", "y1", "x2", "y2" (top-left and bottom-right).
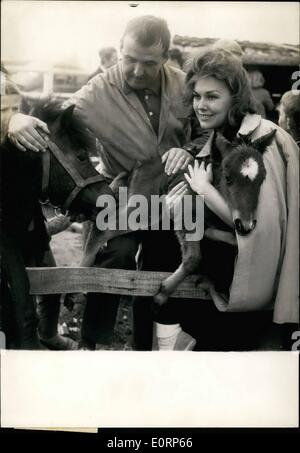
[
  {"x1": 167, "y1": 160, "x2": 233, "y2": 227},
  {"x1": 185, "y1": 160, "x2": 233, "y2": 227}
]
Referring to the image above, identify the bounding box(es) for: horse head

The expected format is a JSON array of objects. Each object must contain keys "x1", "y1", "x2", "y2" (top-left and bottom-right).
[
  {"x1": 28, "y1": 96, "x2": 114, "y2": 221},
  {"x1": 215, "y1": 129, "x2": 276, "y2": 235}
]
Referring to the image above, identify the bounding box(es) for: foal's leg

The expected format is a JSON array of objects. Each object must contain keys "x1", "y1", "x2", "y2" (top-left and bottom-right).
[{"x1": 153, "y1": 231, "x2": 201, "y2": 307}]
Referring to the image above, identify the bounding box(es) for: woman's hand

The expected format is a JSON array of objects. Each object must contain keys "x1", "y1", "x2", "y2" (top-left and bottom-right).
[
  {"x1": 162, "y1": 148, "x2": 193, "y2": 175},
  {"x1": 8, "y1": 113, "x2": 50, "y2": 152},
  {"x1": 184, "y1": 160, "x2": 213, "y2": 195}
]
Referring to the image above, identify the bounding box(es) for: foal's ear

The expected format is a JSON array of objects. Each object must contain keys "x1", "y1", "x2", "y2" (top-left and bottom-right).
[
  {"x1": 251, "y1": 129, "x2": 277, "y2": 154},
  {"x1": 215, "y1": 132, "x2": 233, "y2": 158},
  {"x1": 60, "y1": 104, "x2": 76, "y2": 129}
]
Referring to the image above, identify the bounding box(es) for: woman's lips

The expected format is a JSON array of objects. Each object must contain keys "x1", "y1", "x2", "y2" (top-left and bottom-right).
[{"x1": 198, "y1": 113, "x2": 213, "y2": 120}]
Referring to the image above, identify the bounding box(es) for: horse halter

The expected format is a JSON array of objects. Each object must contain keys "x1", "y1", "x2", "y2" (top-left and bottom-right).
[{"x1": 39, "y1": 140, "x2": 107, "y2": 216}]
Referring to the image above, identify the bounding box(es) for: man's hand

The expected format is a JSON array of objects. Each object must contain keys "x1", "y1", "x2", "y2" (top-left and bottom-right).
[
  {"x1": 162, "y1": 148, "x2": 193, "y2": 175},
  {"x1": 184, "y1": 160, "x2": 213, "y2": 195},
  {"x1": 8, "y1": 113, "x2": 50, "y2": 152}
]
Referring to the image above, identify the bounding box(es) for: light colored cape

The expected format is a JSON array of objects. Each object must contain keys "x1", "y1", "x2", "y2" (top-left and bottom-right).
[{"x1": 197, "y1": 114, "x2": 299, "y2": 323}]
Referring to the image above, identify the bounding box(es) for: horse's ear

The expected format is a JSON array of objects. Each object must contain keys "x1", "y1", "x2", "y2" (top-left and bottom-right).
[
  {"x1": 60, "y1": 104, "x2": 76, "y2": 129},
  {"x1": 237, "y1": 132, "x2": 253, "y2": 145},
  {"x1": 251, "y1": 129, "x2": 277, "y2": 154},
  {"x1": 215, "y1": 132, "x2": 233, "y2": 158}
]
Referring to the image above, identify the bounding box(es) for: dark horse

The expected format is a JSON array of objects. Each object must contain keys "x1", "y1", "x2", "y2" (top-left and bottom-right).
[
  {"x1": 76, "y1": 128, "x2": 276, "y2": 309},
  {"x1": 0, "y1": 96, "x2": 113, "y2": 349}
]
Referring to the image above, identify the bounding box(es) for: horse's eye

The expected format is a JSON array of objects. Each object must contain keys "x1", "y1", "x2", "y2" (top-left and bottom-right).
[{"x1": 77, "y1": 153, "x2": 86, "y2": 162}]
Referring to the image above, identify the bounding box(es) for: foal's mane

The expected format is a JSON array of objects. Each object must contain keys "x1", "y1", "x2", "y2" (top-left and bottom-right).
[
  {"x1": 28, "y1": 95, "x2": 92, "y2": 147},
  {"x1": 29, "y1": 95, "x2": 65, "y2": 122}
]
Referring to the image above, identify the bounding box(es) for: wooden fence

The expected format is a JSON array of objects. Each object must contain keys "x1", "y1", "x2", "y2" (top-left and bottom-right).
[{"x1": 27, "y1": 267, "x2": 212, "y2": 299}]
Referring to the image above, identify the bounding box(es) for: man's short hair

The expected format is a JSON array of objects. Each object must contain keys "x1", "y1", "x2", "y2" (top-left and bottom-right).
[{"x1": 121, "y1": 15, "x2": 171, "y2": 57}]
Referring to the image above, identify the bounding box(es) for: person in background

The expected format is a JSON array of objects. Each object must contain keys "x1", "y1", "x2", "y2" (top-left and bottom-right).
[
  {"x1": 1, "y1": 66, "x2": 77, "y2": 350},
  {"x1": 247, "y1": 68, "x2": 274, "y2": 119},
  {"x1": 211, "y1": 38, "x2": 244, "y2": 59},
  {"x1": 167, "y1": 48, "x2": 183, "y2": 70},
  {"x1": 87, "y1": 46, "x2": 118, "y2": 81},
  {"x1": 277, "y1": 90, "x2": 300, "y2": 145}
]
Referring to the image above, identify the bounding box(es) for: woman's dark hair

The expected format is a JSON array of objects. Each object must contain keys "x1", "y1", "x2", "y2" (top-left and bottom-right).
[
  {"x1": 184, "y1": 49, "x2": 257, "y2": 126},
  {"x1": 121, "y1": 15, "x2": 171, "y2": 57}
]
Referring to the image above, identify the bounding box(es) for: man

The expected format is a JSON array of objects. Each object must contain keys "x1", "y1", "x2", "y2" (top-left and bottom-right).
[
  {"x1": 87, "y1": 46, "x2": 118, "y2": 81},
  {"x1": 7, "y1": 15, "x2": 194, "y2": 350}
]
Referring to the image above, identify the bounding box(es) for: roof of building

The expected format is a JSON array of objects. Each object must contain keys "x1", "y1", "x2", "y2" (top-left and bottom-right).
[{"x1": 172, "y1": 35, "x2": 299, "y2": 66}]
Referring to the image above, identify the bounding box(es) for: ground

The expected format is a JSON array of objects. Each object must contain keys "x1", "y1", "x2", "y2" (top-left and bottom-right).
[{"x1": 50, "y1": 225, "x2": 133, "y2": 350}]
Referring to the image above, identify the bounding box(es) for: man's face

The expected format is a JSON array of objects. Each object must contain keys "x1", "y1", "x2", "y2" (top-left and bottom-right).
[{"x1": 120, "y1": 34, "x2": 167, "y2": 90}]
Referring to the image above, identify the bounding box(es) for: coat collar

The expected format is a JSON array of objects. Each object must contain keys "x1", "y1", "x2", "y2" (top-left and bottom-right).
[
  {"x1": 196, "y1": 113, "x2": 262, "y2": 158},
  {"x1": 106, "y1": 63, "x2": 172, "y2": 143}
]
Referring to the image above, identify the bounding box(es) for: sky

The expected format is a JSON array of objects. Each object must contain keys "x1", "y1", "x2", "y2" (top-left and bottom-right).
[{"x1": 1, "y1": 1, "x2": 299, "y2": 71}]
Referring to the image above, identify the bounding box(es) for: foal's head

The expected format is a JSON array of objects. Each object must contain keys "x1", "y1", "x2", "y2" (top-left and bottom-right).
[
  {"x1": 215, "y1": 129, "x2": 276, "y2": 235},
  {"x1": 28, "y1": 96, "x2": 113, "y2": 220}
]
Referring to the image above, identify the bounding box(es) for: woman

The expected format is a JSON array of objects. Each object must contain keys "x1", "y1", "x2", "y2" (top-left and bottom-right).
[{"x1": 154, "y1": 49, "x2": 299, "y2": 351}]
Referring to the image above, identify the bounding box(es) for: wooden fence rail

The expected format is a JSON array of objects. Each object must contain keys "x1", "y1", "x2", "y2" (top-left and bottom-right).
[{"x1": 27, "y1": 267, "x2": 212, "y2": 299}]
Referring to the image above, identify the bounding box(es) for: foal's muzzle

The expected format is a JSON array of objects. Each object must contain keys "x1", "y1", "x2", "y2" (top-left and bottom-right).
[{"x1": 234, "y1": 218, "x2": 257, "y2": 236}]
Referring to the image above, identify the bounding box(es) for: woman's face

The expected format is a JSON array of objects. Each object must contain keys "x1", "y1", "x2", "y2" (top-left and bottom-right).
[{"x1": 192, "y1": 76, "x2": 233, "y2": 130}]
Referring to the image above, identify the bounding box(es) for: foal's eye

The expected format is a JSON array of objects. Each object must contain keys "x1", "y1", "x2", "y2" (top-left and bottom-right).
[{"x1": 225, "y1": 175, "x2": 232, "y2": 185}]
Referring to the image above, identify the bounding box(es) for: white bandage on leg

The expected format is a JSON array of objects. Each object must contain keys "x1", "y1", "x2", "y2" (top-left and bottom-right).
[{"x1": 155, "y1": 322, "x2": 182, "y2": 350}]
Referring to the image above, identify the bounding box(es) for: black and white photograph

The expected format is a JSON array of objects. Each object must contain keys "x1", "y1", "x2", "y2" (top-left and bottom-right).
[{"x1": 0, "y1": 0, "x2": 299, "y2": 432}]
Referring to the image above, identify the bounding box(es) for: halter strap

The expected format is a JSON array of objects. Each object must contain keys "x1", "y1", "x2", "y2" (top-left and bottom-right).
[
  {"x1": 41, "y1": 149, "x2": 51, "y2": 201},
  {"x1": 40, "y1": 140, "x2": 108, "y2": 212}
]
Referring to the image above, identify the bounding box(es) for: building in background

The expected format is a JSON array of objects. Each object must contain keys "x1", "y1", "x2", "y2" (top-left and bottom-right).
[{"x1": 172, "y1": 35, "x2": 299, "y2": 123}]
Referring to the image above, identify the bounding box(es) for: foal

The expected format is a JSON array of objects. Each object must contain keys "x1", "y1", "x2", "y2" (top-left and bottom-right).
[
  {"x1": 154, "y1": 129, "x2": 277, "y2": 306},
  {"x1": 79, "y1": 129, "x2": 276, "y2": 309}
]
